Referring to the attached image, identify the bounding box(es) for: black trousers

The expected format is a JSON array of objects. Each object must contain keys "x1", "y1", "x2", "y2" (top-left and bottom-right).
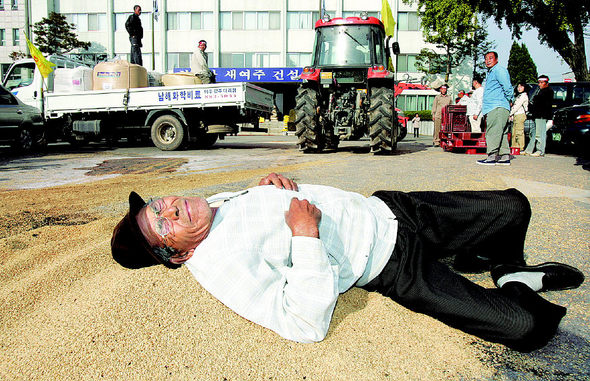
[
  {"x1": 361, "y1": 189, "x2": 566, "y2": 352},
  {"x1": 129, "y1": 37, "x2": 143, "y2": 66}
]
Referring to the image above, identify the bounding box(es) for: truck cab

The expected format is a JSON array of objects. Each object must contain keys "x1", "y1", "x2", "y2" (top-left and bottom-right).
[{"x1": 2, "y1": 55, "x2": 88, "y2": 111}]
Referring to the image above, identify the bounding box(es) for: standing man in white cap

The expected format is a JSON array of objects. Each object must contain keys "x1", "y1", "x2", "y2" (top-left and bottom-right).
[
  {"x1": 431, "y1": 84, "x2": 452, "y2": 147},
  {"x1": 524, "y1": 75, "x2": 553, "y2": 157}
]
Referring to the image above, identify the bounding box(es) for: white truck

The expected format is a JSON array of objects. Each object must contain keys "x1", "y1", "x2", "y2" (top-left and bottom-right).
[{"x1": 2, "y1": 55, "x2": 273, "y2": 150}]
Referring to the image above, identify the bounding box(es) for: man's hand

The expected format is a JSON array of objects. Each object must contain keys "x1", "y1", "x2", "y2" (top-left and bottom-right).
[
  {"x1": 473, "y1": 115, "x2": 478, "y2": 120},
  {"x1": 259, "y1": 173, "x2": 298, "y2": 191},
  {"x1": 285, "y1": 198, "x2": 321, "y2": 238}
]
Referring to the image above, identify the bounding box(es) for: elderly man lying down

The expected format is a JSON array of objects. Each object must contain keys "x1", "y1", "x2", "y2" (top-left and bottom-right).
[{"x1": 111, "y1": 173, "x2": 584, "y2": 352}]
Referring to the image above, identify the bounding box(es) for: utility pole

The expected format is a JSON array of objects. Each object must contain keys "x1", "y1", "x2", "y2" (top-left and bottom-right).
[
  {"x1": 152, "y1": 0, "x2": 159, "y2": 70},
  {"x1": 24, "y1": 0, "x2": 31, "y2": 55}
]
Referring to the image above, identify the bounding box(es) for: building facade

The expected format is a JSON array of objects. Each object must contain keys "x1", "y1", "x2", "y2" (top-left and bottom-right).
[
  {"x1": 2, "y1": 0, "x2": 462, "y2": 112},
  {"x1": 0, "y1": 0, "x2": 27, "y2": 75}
]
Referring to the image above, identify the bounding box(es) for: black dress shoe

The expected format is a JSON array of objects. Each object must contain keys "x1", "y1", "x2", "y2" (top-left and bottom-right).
[{"x1": 491, "y1": 262, "x2": 585, "y2": 292}]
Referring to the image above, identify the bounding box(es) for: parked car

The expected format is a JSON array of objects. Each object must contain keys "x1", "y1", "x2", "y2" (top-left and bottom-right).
[
  {"x1": 524, "y1": 81, "x2": 590, "y2": 141},
  {"x1": 547, "y1": 101, "x2": 590, "y2": 152},
  {"x1": 527, "y1": 81, "x2": 590, "y2": 111},
  {"x1": 0, "y1": 84, "x2": 45, "y2": 152}
]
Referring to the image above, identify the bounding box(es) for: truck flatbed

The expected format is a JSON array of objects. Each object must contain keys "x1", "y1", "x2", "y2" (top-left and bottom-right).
[{"x1": 44, "y1": 82, "x2": 273, "y2": 117}]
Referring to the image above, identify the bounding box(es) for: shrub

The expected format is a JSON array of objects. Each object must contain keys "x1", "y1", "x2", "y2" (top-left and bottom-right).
[{"x1": 403, "y1": 110, "x2": 432, "y2": 121}]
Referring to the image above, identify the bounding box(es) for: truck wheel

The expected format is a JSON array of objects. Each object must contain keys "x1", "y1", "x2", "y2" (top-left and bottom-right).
[
  {"x1": 33, "y1": 129, "x2": 48, "y2": 150},
  {"x1": 196, "y1": 133, "x2": 218, "y2": 148},
  {"x1": 368, "y1": 87, "x2": 397, "y2": 154},
  {"x1": 151, "y1": 115, "x2": 186, "y2": 151},
  {"x1": 11, "y1": 127, "x2": 33, "y2": 152},
  {"x1": 294, "y1": 86, "x2": 324, "y2": 152}
]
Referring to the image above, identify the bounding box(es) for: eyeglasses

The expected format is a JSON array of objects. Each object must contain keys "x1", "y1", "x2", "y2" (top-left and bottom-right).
[
  {"x1": 147, "y1": 198, "x2": 174, "y2": 240},
  {"x1": 146, "y1": 198, "x2": 179, "y2": 262}
]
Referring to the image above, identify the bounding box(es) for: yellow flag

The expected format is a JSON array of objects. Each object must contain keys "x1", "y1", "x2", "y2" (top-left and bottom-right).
[
  {"x1": 381, "y1": 0, "x2": 396, "y2": 37},
  {"x1": 24, "y1": 32, "x2": 56, "y2": 78}
]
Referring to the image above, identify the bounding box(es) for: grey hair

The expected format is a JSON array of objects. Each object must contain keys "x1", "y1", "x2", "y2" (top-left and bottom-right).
[{"x1": 152, "y1": 245, "x2": 179, "y2": 263}]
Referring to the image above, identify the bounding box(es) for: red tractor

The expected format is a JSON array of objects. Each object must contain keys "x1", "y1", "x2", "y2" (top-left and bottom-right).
[{"x1": 295, "y1": 14, "x2": 402, "y2": 154}]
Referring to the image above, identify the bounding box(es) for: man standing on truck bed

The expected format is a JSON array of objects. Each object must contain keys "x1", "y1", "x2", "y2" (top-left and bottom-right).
[
  {"x1": 478, "y1": 51, "x2": 513, "y2": 166},
  {"x1": 191, "y1": 40, "x2": 215, "y2": 84},
  {"x1": 125, "y1": 5, "x2": 143, "y2": 66}
]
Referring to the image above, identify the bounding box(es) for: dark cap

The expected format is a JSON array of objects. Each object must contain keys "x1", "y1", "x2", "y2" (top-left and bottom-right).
[{"x1": 111, "y1": 192, "x2": 180, "y2": 269}]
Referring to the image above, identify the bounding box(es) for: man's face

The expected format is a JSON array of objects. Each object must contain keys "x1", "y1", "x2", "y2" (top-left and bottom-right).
[
  {"x1": 199, "y1": 42, "x2": 207, "y2": 51},
  {"x1": 538, "y1": 80, "x2": 549, "y2": 89},
  {"x1": 136, "y1": 196, "x2": 214, "y2": 264},
  {"x1": 440, "y1": 86, "x2": 447, "y2": 95},
  {"x1": 485, "y1": 53, "x2": 497, "y2": 68},
  {"x1": 135, "y1": 7, "x2": 142, "y2": 15}
]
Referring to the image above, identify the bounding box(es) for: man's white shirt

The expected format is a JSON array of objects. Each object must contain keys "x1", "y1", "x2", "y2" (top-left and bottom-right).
[
  {"x1": 184, "y1": 184, "x2": 397, "y2": 343},
  {"x1": 467, "y1": 86, "x2": 484, "y2": 117}
]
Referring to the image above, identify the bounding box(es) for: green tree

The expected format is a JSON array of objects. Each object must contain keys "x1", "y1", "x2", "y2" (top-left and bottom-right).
[
  {"x1": 32, "y1": 12, "x2": 91, "y2": 54},
  {"x1": 407, "y1": 0, "x2": 493, "y2": 82},
  {"x1": 470, "y1": 0, "x2": 589, "y2": 81},
  {"x1": 466, "y1": 22, "x2": 495, "y2": 77},
  {"x1": 9, "y1": 51, "x2": 28, "y2": 61},
  {"x1": 507, "y1": 42, "x2": 538, "y2": 85},
  {"x1": 414, "y1": 48, "x2": 446, "y2": 76}
]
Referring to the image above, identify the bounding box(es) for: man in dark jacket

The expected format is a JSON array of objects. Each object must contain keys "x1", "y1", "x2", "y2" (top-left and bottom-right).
[
  {"x1": 524, "y1": 75, "x2": 553, "y2": 156},
  {"x1": 125, "y1": 5, "x2": 143, "y2": 66}
]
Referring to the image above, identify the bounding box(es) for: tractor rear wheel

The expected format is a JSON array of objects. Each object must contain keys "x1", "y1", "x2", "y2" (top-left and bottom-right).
[
  {"x1": 368, "y1": 87, "x2": 397, "y2": 154},
  {"x1": 294, "y1": 86, "x2": 324, "y2": 152}
]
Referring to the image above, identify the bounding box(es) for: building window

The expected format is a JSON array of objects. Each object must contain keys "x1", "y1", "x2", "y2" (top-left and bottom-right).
[
  {"x1": 140, "y1": 13, "x2": 152, "y2": 31},
  {"x1": 164, "y1": 11, "x2": 213, "y2": 30},
  {"x1": 115, "y1": 13, "x2": 126, "y2": 31},
  {"x1": 0, "y1": 29, "x2": 5, "y2": 46},
  {"x1": 220, "y1": 52, "x2": 280, "y2": 68},
  {"x1": 269, "y1": 12, "x2": 280, "y2": 30},
  {"x1": 287, "y1": 52, "x2": 312, "y2": 67},
  {"x1": 11, "y1": 0, "x2": 16, "y2": 10},
  {"x1": 66, "y1": 14, "x2": 107, "y2": 32},
  {"x1": 167, "y1": 12, "x2": 190, "y2": 30},
  {"x1": 167, "y1": 52, "x2": 192, "y2": 71},
  {"x1": 0, "y1": 1, "x2": 4, "y2": 11},
  {"x1": 397, "y1": 95, "x2": 435, "y2": 111},
  {"x1": 88, "y1": 14, "x2": 107, "y2": 31},
  {"x1": 221, "y1": 11, "x2": 280, "y2": 30},
  {"x1": 190, "y1": 12, "x2": 214, "y2": 30},
  {"x1": 342, "y1": 11, "x2": 379, "y2": 18},
  {"x1": 397, "y1": 54, "x2": 418, "y2": 72},
  {"x1": 287, "y1": 11, "x2": 320, "y2": 30},
  {"x1": 12, "y1": 28, "x2": 19, "y2": 46},
  {"x1": 397, "y1": 12, "x2": 420, "y2": 31}
]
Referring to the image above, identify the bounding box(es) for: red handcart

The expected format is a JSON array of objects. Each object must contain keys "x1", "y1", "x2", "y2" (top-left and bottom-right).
[{"x1": 439, "y1": 105, "x2": 488, "y2": 154}]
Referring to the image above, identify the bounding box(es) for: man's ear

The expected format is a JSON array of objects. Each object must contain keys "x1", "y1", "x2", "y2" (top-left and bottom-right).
[{"x1": 169, "y1": 249, "x2": 195, "y2": 264}]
